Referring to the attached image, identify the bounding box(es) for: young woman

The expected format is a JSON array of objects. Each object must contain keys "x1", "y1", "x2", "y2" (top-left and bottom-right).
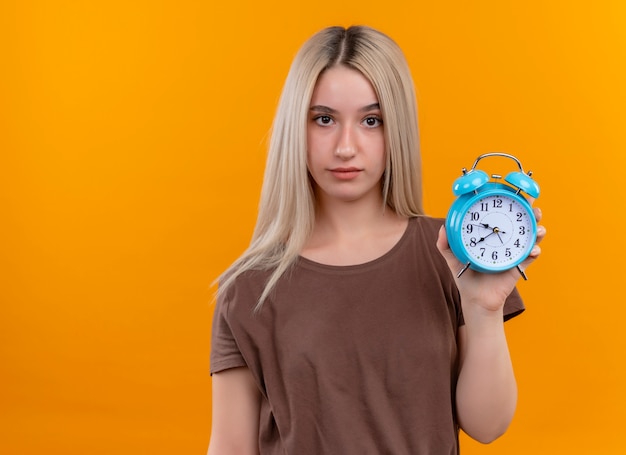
[{"x1": 208, "y1": 25, "x2": 545, "y2": 454}]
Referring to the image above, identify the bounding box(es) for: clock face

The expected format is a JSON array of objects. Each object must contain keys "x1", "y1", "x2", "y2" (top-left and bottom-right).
[{"x1": 460, "y1": 193, "x2": 535, "y2": 269}]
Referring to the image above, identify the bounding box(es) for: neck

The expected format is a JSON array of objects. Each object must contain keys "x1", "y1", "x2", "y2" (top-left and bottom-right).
[
  {"x1": 301, "y1": 193, "x2": 409, "y2": 266},
  {"x1": 313, "y1": 195, "x2": 397, "y2": 238}
]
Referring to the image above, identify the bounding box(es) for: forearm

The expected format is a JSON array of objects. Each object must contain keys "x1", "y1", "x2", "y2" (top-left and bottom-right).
[
  {"x1": 456, "y1": 304, "x2": 517, "y2": 443},
  {"x1": 208, "y1": 368, "x2": 261, "y2": 455}
]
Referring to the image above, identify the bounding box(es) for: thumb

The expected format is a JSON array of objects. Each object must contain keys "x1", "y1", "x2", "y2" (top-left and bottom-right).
[{"x1": 436, "y1": 225, "x2": 458, "y2": 265}]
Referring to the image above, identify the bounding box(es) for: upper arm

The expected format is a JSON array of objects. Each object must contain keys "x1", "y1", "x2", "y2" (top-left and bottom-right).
[
  {"x1": 208, "y1": 367, "x2": 261, "y2": 455},
  {"x1": 456, "y1": 324, "x2": 468, "y2": 371}
]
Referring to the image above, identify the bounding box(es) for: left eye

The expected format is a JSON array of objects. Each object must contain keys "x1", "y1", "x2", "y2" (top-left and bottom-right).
[{"x1": 363, "y1": 116, "x2": 383, "y2": 128}]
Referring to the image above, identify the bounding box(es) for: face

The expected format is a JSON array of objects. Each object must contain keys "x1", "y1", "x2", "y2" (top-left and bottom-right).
[{"x1": 307, "y1": 65, "x2": 386, "y2": 206}]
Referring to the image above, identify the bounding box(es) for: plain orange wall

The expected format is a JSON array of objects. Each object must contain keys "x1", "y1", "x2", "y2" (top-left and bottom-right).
[{"x1": 1, "y1": 1, "x2": 625, "y2": 453}]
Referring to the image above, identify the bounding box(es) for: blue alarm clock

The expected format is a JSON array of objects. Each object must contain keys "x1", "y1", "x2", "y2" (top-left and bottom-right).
[{"x1": 445, "y1": 153, "x2": 540, "y2": 279}]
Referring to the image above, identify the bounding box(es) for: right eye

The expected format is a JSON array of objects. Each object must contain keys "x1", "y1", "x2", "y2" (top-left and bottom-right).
[{"x1": 314, "y1": 115, "x2": 334, "y2": 126}]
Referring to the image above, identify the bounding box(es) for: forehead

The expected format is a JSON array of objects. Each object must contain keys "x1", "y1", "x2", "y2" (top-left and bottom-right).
[{"x1": 310, "y1": 66, "x2": 379, "y2": 107}]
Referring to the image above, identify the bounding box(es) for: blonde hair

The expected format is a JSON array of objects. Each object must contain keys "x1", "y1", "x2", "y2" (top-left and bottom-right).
[{"x1": 216, "y1": 25, "x2": 423, "y2": 310}]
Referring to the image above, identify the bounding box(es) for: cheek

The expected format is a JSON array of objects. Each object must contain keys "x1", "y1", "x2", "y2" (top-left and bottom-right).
[
  {"x1": 375, "y1": 137, "x2": 387, "y2": 166},
  {"x1": 305, "y1": 150, "x2": 322, "y2": 183},
  {"x1": 305, "y1": 130, "x2": 314, "y2": 170},
  {"x1": 306, "y1": 135, "x2": 327, "y2": 168},
  {"x1": 306, "y1": 131, "x2": 319, "y2": 167},
  {"x1": 371, "y1": 129, "x2": 385, "y2": 151},
  {"x1": 305, "y1": 148, "x2": 315, "y2": 170}
]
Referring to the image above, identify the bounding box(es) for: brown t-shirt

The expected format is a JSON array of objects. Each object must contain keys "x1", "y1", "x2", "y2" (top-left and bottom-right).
[{"x1": 211, "y1": 216, "x2": 524, "y2": 454}]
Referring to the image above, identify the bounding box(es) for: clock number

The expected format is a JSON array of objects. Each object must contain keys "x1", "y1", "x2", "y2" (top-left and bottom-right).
[
  {"x1": 479, "y1": 248, "x2": 486, "y2": 257},
  {"x1": 469, "y1": 237, "x2": 478, "y2": 247},
  {"x1": 519, "y1": 226, "x2": 526, "y2": 235},
  {"x1": 471, "y1": 212, "x2": 479, "y2": 221},
  {"x1": 480, "y1": 202, "x2": 489, "y2": 212},
  {"x1": 465, "y1": 224, "x2": 473, "y2": 234},
  {"x1": 509, "y1": 203, "x2": 513, "y2": 212},
  {"x1": 491, "y1": 251, "x2": 498, "y2": 260},
  {"x1": 514, "y1": 239, "x2": 521, "y2": 248},
  {"x1": 505, "y1": 248, "x2": 511, "y2": 257},
  {"x1": 516, "y1": 212, "x2": 523, "y2": 222},
  {"x1": 492, "y1": 198, "x2": 503, "y2": 209}
]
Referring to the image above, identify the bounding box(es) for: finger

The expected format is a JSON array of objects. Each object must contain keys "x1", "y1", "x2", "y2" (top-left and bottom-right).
[
  {"x1": 533, "y1": 206, "x2": 542, "y2": 222},
  {"x1": 519, "y1": 243, "x2": 541, "y2": 274},
  {"x1": 436, "y1": 225, "x2": 451, "y2": 255},
  {"x1": 436, "y1": 226, "x2": 455, "y2": 261},
  {"x1": 535, "y1": 225, "x2": 547, "y2": 244},
  {"x1": 436, "y1": 225, "x2": 464, "y2": 271},
  {"x1": 528, "y1": 243, "x2": 541, "y2": 259}
]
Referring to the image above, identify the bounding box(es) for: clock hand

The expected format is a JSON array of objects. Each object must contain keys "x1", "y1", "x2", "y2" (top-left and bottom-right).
[
  {"x1": 476, "y1": 226, "x2": 507, "y2": 244},
  {"x1": 476, "y1": 232, "x2": 496, "y2": 243},
  {"x1": 490, "y1": 226, "x2": 506, "y2": 244},
  {"x1": 470, "y1": 223, "x2": 491, "y2": 230}
]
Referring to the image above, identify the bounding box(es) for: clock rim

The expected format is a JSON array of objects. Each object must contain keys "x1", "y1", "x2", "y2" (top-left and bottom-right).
[{"x1": 445, "y1": 183, "x2": 537, "y2": 274}]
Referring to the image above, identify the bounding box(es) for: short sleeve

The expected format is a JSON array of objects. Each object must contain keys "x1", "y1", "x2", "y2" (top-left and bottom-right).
[
  {"x1": 503, "y1": 287, "x2": 525, "y2": 321},
  {"x1": 457, "y1": 287, "x2": 525, "y2": 326},
  {"x1": 210, "y1": 290, "x2": 247, "y2": 375}
]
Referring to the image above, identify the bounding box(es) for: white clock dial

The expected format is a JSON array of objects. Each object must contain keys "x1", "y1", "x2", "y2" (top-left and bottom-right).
[{"x1": 460, "y1": 194, "x2": 534, "y2": 267}]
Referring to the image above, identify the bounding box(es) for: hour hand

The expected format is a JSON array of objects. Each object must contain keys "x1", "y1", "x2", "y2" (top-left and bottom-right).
[{"x1": 476, "y1": 232, "x2": 495, "y2": 243}]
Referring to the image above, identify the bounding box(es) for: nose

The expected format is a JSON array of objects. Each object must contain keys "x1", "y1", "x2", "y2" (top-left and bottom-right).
[{"x1": 334, "y1": 125, "x2": 357, "y2": 160}]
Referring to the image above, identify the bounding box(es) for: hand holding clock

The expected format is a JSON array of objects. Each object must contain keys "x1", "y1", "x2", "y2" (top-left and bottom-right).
[
  {"x1": 441, "y1": 152, "x2": 544, "y2": 314},
  {"x1": 437, "y1": 205, "x2": 546, "y2": 314}
]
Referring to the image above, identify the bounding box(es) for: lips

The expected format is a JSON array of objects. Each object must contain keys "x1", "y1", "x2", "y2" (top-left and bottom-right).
[{"x1": 329, "y1": 167, "x2": 362, "y2": 180}]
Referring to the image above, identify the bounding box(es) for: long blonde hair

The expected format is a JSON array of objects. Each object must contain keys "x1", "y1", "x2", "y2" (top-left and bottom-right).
[{"x1": 216, "y1": 25, "x2": 424, "y2": 310}]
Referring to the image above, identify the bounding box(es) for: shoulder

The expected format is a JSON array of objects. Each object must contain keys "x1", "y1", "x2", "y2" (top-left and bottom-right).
[
  {"x1": 407, "y1": 215, "x2": 445, "y2": 243},
  {"x1": 387, "y1": 215, "x2": 448, "y2": 272},
  {"x1": 402, "y1": 216, "x2": 457, "y2": 284},
  {"x1": 216, "y1": 267, "x2": 272, "y2": 315},
  {"x1": 414, "y1": 214, "x2": 444, "y2": 229}
]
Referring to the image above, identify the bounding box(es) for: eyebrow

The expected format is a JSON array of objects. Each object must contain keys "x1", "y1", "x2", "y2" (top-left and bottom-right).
[{"x1": 309, "y1": 103, "x2": 381, "y2": 114}]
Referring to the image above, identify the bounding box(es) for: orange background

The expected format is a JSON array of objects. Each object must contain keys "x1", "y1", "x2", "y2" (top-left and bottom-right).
[{"x1": 1, "y1": 1, "x2": 625, "y2": 453}]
